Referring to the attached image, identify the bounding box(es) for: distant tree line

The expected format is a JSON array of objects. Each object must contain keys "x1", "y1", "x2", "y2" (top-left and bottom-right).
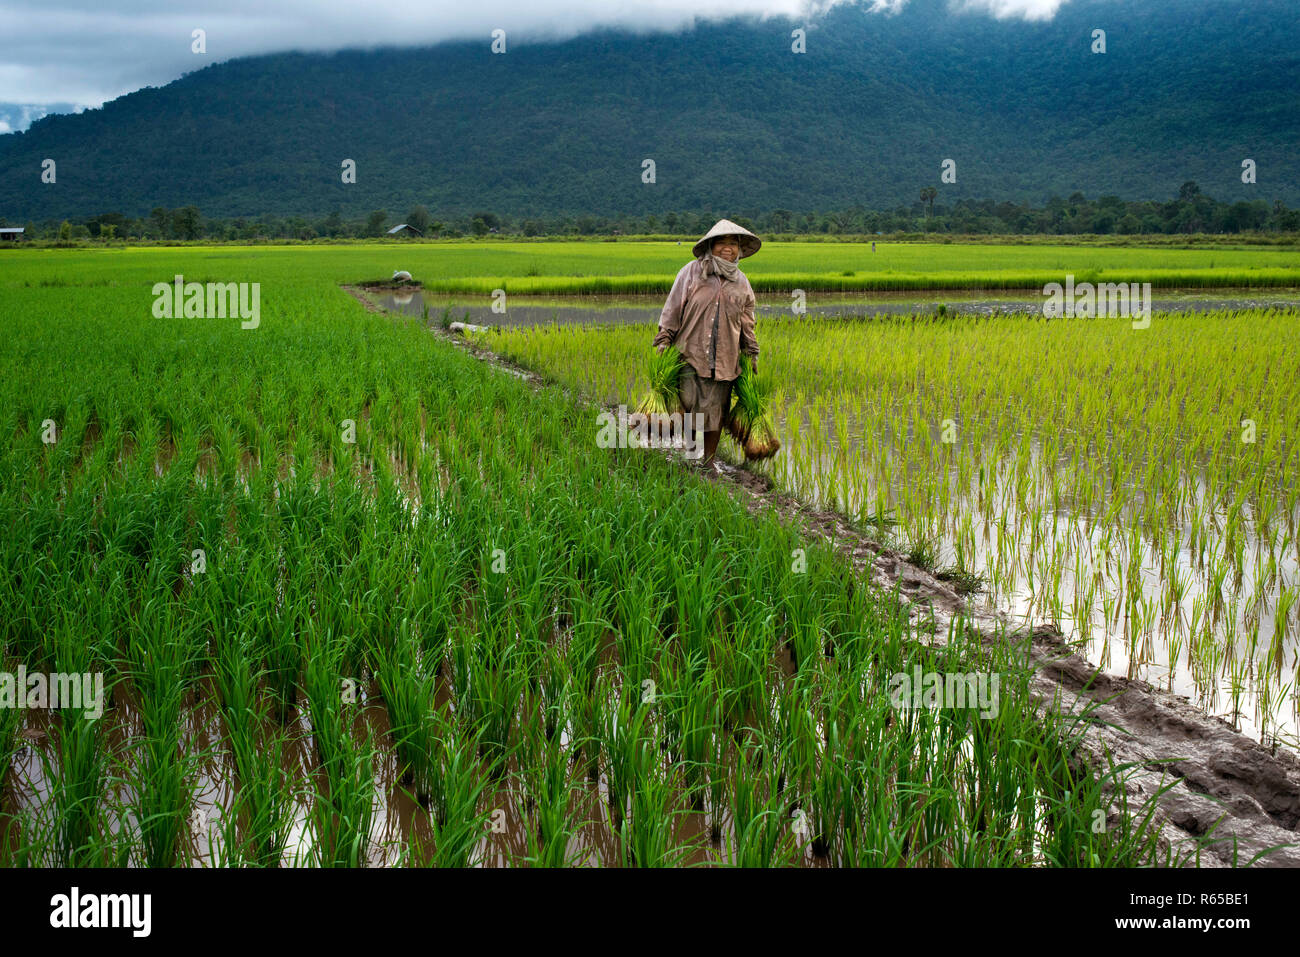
[{"x1": 7, "y1": 184, "x2": 1298, "y2": 242}]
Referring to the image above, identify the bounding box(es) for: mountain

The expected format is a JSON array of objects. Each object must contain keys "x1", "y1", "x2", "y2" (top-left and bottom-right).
[{"x1": 2, "y1": 0, "x2": 1297, "y2": 220}]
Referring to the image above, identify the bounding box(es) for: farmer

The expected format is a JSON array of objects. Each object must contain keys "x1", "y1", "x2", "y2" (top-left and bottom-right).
[{"x1": 653, "y1": 219, "x2": 760, "y2": 470}]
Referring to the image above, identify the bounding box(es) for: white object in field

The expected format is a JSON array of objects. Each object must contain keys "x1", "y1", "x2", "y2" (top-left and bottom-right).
[
  {"x1": 392, "y1": 270, "x2": 413, "y2": 281},
  {"x1": 449, "y1": 321, "x2": 490, "y2": 334}
]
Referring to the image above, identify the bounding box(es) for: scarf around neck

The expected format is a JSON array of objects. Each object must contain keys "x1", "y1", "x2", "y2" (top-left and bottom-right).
[{"x1": 700, "y1": 251, "x2": 740, "y2": 282}]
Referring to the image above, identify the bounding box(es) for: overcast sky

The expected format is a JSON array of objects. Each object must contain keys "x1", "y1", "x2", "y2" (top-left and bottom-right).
[{"x1": 0, "y1": 0, "x2": 1071, "y2": 130}]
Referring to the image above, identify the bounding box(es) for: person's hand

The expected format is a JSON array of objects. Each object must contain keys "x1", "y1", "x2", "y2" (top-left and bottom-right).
[
  {"x1": 750, "y1": 356, "x2": 758, "y2": 374},
  {"x1": 656, "y1": 343, "x2": 667, "y2": 356}
]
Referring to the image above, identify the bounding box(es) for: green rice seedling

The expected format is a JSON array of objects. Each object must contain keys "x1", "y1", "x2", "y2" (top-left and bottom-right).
[
  {"x1": 661, "y1": 651, "x2": 713, "y2": 811},
  {"x1": 537, "y1": 646, "x2": 569, "y2": 744},
  {"x1": 209, "y1": 619, "x2": 297, "y2": 866},
  {"x1": 595, "y1": 676, "x2": 631, "y2": 832},
  {"x1": 1267, "y1": 586, "x2": 1297, "y2": 677},
  {"x1": 303, "y1": 625, "x2": 361, "y2": 790},
  {"x1": 806, "y1": 715, "x2": 846, "y2": 860},
  {"x1": 565, "y1": 586, "x2": 611, "y2": 778},
  {"x1": 447, "y1": 619, "x2": 479, "y2": 730},
  {"x1": 520, "y1": 719, "x2": 580, "y2": 868},
  {"x1": 219, "y1": 721, "x2": 297, "y2": 868},
  {"x1": 813, "y1": 662, "x2": 887, "y2": 865},
  {"x1": 708, "y1": 636, "x2": 747, "y2": 736},
  {"x1": 470, "y1": 621, "x2": 526, "y2": 775},
  {"x1": 9, "y1": 746, "x2": 134, "y2": 869},
  {"x1": 618, "y1": 745, "x2": 697, "y2": 868},
  {"x1": 947, "y1": 702, "x2": 1023, "y2": 849},
  {"x1": 721, "y1": 744, "x2": 800, "y2": 868},
  {"x1": 671, "y1": 557, "x2": 727, "y2": 680},
  {"x1": 1225, "y1": 656, "x2": 1249, "y2": 728},
  {"x1": 41, "y1": 707, "x2": 113, "y2": 867},
  {"x1": 612, "y1": 575, "x2": 661, "y2": 713},
  {"x1": 420, "y1": 712, "x2": 502, "y2": 867},
  {"x1": 935, "y1": 561, "x2": 985, "y2": 596},
  {"x1": 728, "y1": 633, "x2": 773, "y2": 741},
  {"x1": 783, "y1": 585, "x2": 832, "y2": 686},
  {"x1": 133, "y1": 682, "x2": 193, "y2": 868},
  {"x1": 409, "y1": 541, "x2": 467, "y2": 668},
  {"x1": 832, "y1": 703, "x2": 901, "y2": 867},
  {"x1": 905, "y1": 537, "x2": 939, "y2": 573},
  {"x1": 254, "y1": 591, "x2": 305, "y2": 725},
  {"x1": 705, "y1": 694, "x2": 734, "y2": 844},
  {"x1": 370, "y1": 621, "x2": 438, "y2": 803},
  {"x1": 309, "y1": 727, "x2": 377, "y2": 868},
  {"x1": 597, "y1": 678, "x2": 639, "y2": 831},
  {"x1": 208, "y1": 620, "x2": 257, "y2": 724}
]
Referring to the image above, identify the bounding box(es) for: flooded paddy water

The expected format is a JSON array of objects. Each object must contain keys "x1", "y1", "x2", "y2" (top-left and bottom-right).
[
  {"x1": 771, "y1": 427, "x2": 1300, "y2": 746},
  {"x1": 377, "y1": 288, "x2": 1300, "y2": 326},
  {"x1": 0, "y1": 615, "x2": 850, "y2": 867}
]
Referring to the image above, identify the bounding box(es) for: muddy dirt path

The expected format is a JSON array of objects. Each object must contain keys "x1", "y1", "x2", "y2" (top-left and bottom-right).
[{"x1": 347, "y1": 285, "x2": 1300, "y2": 868}]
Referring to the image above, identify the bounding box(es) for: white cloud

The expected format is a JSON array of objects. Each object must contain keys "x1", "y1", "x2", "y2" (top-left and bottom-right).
[
  {"x1": 947, "y1": 0, "x2": 1069, "y2": 20},
  {"x1": 873, "y1": 0, "x2": 1067, "y2": 17},
  {"x1": 0, "y1": 0, "x2": 1073, "y2": 116}
]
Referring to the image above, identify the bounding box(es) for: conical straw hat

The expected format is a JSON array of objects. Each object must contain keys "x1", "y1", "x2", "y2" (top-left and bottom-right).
[{"x1": 692, "y1": 219, "x2": 762, "y2": 259}]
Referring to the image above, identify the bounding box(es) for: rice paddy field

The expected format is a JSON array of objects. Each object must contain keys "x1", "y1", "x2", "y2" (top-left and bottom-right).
[
  {"x1": 9, "y1": 240, "x2": 1300, "y2": 294},
  {"x1": 480, "y1": 308, "x2": 1300, "y2": 749},
  {"x1": 353, "y1": 240, "x2": 1300, "y2": 294},
  {"x1": 1, "y1": 242, "x2": 1295, "y2": 868}
]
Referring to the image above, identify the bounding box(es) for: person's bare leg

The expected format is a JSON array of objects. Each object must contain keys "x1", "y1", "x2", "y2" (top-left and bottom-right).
[{"x1": 702, "y1": 430, "x2": 721, "y2": 466}]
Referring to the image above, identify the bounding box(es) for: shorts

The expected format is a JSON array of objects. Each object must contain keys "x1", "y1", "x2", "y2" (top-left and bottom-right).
[{"x1": 678, "y1": 367, "x2": 733, "y2": 432}]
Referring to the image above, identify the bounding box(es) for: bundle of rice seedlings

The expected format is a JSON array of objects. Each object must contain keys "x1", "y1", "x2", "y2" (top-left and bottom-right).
[
  {"x1": 727, "y1": 362, "x2": 781, "y2": 460},
  {"x1": 636, "y1": 347, "x2": 685, "y2": 442},
  {"x1": 637, "y1": 347, "x2": 684, "y2": 416}
]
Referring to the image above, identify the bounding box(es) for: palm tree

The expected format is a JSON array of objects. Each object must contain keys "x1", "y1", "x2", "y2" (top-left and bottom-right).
[{"x1": 920, "y1": 187, "x2": 938, "y2": 222}]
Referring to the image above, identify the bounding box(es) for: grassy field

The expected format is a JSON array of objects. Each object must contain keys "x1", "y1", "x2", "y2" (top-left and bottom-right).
[
  {"x1": 0, "y1": 245, "x2": 1186, "y2": 867},
  {"x1": 481, "y1": 308, "x2": 1300, "y2": 746},
  {"x1": 6, "y1": 240, "x2": 1300, "y2": 294}
]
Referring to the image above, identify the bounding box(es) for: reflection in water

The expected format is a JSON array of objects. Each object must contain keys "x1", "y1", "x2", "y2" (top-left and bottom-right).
[{"x1": 1, "y1": 673, "x2": 827, "y2": 868}]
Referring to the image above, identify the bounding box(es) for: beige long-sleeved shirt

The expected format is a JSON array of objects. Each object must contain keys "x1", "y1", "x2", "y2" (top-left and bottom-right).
[{"x1": 652, "y1": 258, "x2": 758, "y2": 381}]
